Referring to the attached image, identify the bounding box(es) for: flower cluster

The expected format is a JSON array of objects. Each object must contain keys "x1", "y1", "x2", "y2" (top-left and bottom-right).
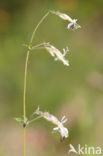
[
  {"x1": 34, "y1": 107, "x2": 69, "y2": 139},
  {"x1": 20, "y1": 10, "x2": 81, "y2": 145}
]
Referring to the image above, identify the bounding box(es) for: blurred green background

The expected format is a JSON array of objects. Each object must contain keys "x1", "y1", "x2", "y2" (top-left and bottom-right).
[{"x1": 0, "y1": 0, "x2": 103, "y2": 155}]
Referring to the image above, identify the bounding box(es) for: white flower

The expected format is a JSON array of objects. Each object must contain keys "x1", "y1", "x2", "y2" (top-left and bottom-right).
[
  {"x1": 50, "y1": 10, "x2": 81, "y2": 30},
  {"x1": 35, "y1": 107, "x2": 69, "y2": 138},
  {"x1": 53, "y1": 116, "x2": 68, "y2": 138},
  {"x1": 67, "y1": 19, "x2": 81, "y2": 30},
  {"x1": 43, "y1": 42, "x2": 69, "y2": 66}
]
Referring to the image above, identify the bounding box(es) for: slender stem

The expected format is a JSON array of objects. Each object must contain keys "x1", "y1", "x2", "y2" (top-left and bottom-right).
[
  {"x1": 23, "y1": 128, "x2": 26, "y2": 156},
  {"x1": 30, "y1": 11, "x2": 50, "y2": 44},
  {"x1": 27, "y1": 116, "x2": 42, "y2": 125},
  {"x1": 23, "y1": 50, "x2": 30, "y2": 156},
  {"x1": 32, "y1": 43, "x2": 44, "y2": 49},
  {"x1": 32, "y1": 47, "x2": 45, "y2": 50},
  {"x1": 23, "y1": 11, "x2": 50, "y2": 156},
  {"x1": 23, "y1": 50, "x2": 30, "y2": 121}
]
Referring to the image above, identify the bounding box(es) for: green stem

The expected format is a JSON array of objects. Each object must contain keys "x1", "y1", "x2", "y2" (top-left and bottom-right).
[
  {"x1": 27, "y1": 116, "x2": 42, "y2": 125},
  {"x1": 23, "y1": 50, "x2": 30, "y2": 122},
  {"x1": 23, "y1": 11, "x2": 50, "y2": 156},
  {"x1": 23, "y1": 50, "x2": 30, "y2": 156},
  {"x1": 32, "y1": 43, "x2": 44, "y2": 49},
  {"x1": 30, "y1": 11, "x2": 49, "y2": 45}
]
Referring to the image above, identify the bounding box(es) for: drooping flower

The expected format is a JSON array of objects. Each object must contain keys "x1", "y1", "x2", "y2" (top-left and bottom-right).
[
  {"x1": 67, "y1": 19, "x2": 81, "y2": 30},
  {"x1": 43, "y1": 42, "x2": 69, "y2": 66},
  {"x1": 35, "y1": 107, "x2": 69, "y2": 138},
  {"x1": 50, "y1": 10, "x2": 81, "y2": 30}
]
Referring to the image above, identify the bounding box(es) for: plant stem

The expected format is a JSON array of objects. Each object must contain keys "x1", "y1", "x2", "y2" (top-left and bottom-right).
[
  {"x1": 23, "y1": 11, "x2": 50, "y2": 156},
  {"x1": 23, "y1": 127, "x2": 26, "y2": 156},
  {"x1": 27, "y1": 116, "x2": 42, "y2": 125},
  {"x1": 32, "y1": 43, "x2": 44, "y2": 49},
  {"x1": 23, "y1": 50, "x2": 30, "y2": 122},
  {"x1": 23, "y1": 50, "x2": 30, "y2": 156},
  {"x1": 30, "y1": 11, "x2": 49, "y2": 44}
]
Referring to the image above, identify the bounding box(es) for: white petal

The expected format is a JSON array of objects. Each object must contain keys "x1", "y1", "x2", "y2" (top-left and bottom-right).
[
  {"x1": 62, "y1": 59, "x2": 69, "y2": 66},
  {"x1": 59, "y1": 127, "x2": 69, "y2": 138},
  {"x1": 61, "y1": 118, "x2": 68, "y2": 124},
  {"x1": 53, "y1": 127, "x2": 59, "y2": 131},
  {"x1": 61, "y1": 116, "x2": 66, "y2": 121}
]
